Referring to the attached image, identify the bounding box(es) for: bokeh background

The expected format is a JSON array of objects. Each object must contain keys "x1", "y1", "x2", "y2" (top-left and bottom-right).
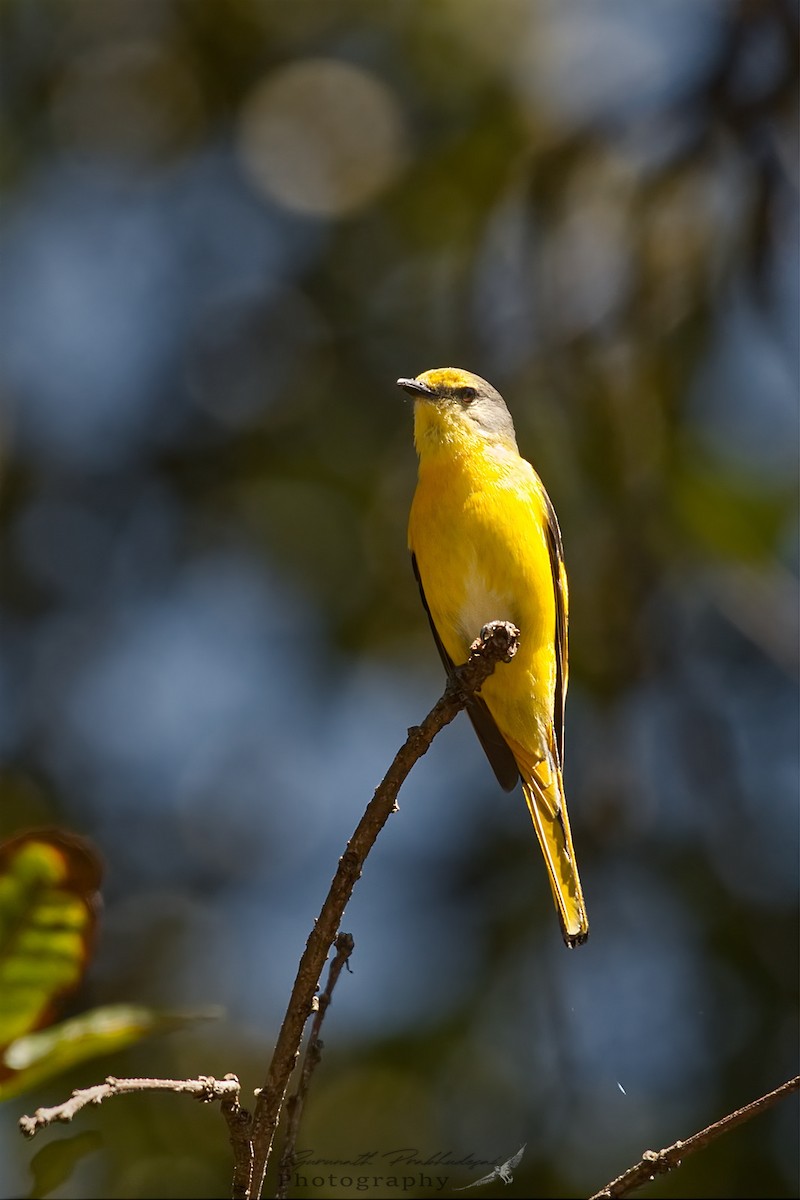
[{"x1": 0, "y1": 1, "x2": 797, "y2": 1197}]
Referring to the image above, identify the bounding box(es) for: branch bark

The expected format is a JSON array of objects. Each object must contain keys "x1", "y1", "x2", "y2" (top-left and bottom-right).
[
  {"x1": 275, "y1": 931, "x2": 355, "y2": 1199},
  {"x1": 19, "y1": 1074, "x2": 241, "y2": 1139},
  {"x1": 589, "y1": 1074, "x2": 800, "y2": 1199},
  {"x1": 245, "y1": 620, "x2": 520, "y2": 1199}
]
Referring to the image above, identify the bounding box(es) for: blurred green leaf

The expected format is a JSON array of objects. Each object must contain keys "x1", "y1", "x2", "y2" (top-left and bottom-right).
[
  {"x1": 27, "y1": 1130, "x2": 103, "y2": 1199},
  {"x1": 0, "y1": 830, "x2": 102, "y2": 1062},
  {"x1": 0, "y1": 1003, "x2": 223, "y2": 1100},
  {"x1": 674, "y1": 458, "x2": 793, "y2": 561}
]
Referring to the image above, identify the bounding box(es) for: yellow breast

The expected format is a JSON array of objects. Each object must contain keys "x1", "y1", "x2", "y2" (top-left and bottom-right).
[{"x1": 408, "y1": 434, "x2": 557, "y2": 743}]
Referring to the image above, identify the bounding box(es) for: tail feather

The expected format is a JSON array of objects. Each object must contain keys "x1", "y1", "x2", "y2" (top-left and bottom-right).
[{"x1": 511, "y1": 739, "x2": 588, "y2": 947}]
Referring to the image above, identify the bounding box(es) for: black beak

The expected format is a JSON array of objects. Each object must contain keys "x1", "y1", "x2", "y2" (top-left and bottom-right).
[{"x1": 397, "y1": 377, "x2": 435, "y2": 398}]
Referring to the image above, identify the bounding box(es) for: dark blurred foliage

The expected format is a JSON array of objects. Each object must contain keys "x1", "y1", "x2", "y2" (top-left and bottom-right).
[{"x1": 0, "y1": 1, "x2": 797, "y2": 1197}]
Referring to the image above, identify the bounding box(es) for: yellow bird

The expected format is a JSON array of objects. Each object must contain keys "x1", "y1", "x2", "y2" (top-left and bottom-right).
[{"x1": 400, "y1": 367, "x2": 588, "y2": 947}]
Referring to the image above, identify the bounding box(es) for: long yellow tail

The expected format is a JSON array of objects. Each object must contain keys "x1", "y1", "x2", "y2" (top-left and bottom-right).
[{"x1": 510, "y1": 737, "x2": 588, "y2": 947}]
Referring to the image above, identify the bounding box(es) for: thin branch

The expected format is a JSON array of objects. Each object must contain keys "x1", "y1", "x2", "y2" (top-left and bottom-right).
[
  {"x1": 221, "y1": 1086, "x2": 255, "y2": 1199},
  {"x1": 275, "y1": 931, "x2": 356, "y2": 1199},
  {"x1": 589, "y1": 1074, "x2": 800, "y2": 1200},
  {"x1": 19, "y1": 1074, "x2": 242, "y2": 1139},
  {"x1": 245, "y1": 620, "x2": 520, "y2": 1200}
]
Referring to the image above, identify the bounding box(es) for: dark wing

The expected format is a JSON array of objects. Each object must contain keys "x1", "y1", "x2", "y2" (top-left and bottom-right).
[
  {"x1": 411, "y1": 553, "x2": 519, "y2": 792},
  {"x1": 542, "y1": 491, "x2": 568, "y2": 768}
]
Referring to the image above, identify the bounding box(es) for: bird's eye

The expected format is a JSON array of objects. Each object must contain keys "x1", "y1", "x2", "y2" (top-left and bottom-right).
[{"x1": 457, "y1": 386, "x2": 477, "y2": 403}]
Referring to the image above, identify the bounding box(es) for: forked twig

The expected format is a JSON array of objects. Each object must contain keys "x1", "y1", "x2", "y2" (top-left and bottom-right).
[
  {"x1": 245, "y1": 621, "x2": 520, "y2": 1199},
  {"x1": 275, "y1": 931, "x2": 356, "y2": 1198}
]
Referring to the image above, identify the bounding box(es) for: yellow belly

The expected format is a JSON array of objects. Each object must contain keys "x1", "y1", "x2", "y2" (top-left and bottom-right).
[{"x1": 409, "y1": 447, "x2": 557, "y2": 751}]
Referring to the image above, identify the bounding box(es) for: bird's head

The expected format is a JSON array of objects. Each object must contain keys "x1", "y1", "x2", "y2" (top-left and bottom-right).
[{"x1": 397, "y1": 367, "x2": 518, "y2": 455}]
